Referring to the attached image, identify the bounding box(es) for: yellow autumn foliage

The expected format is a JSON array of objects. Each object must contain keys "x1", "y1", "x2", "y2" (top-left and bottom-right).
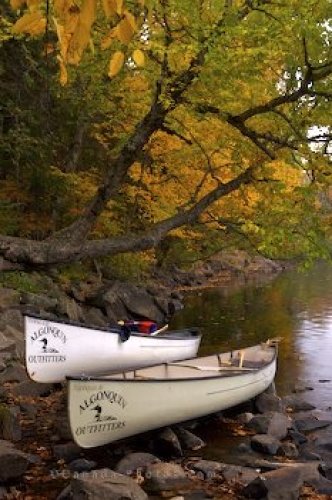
[
  {"x1": 10, "y1": 0, "x2": 26, "y2": 9},
  {"x1": 108, "y1": 50, "x2": 125, "y2": 77},
  {"x1": 12, "y1": 11, "x2": 46, "y2": 36},
  {"x1": 132, "y1": 49, "x2": 144, "y2": 67}
]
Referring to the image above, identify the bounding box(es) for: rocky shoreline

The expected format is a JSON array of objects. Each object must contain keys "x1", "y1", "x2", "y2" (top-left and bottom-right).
[
  {"x1": 3, "y1": 252, "x2": 331, "y2": 499},
  {"x1": 1, "y1": 369, "x2": 332, "y2": 499}
]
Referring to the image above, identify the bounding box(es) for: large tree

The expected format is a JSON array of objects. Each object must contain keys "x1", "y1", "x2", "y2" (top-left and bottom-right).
[{"x1": 0, "y1": 0, "x2": 331, "y2": 269}]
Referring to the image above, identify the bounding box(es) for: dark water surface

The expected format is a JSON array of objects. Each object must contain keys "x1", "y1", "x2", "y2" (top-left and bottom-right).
[{"x1": 169, "y1": 262, "x2": 332, "y2": 461}]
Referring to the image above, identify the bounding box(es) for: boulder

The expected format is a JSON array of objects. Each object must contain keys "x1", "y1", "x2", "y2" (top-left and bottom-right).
[
  {"x1": 294, "y1": 416, "x2": 332, "y2": 433},
  {"x1": 153, "y1": 427, "x2": 183, "y2": 458},
  {"x1": 242, "y1": 463, "x2": 320, "y2": 499},
  {"x1": 190, "y1": 460, "x2": 258, "y2": 485},
  {"x1": 254, "y1": 392, "x2": 284, "y2": 414},
  {"x1": 0, "y1": 404, "x2": 22, "y2": 441},
  {"x1": 103, "y1": 282, "x2": 165, "y2": 324},
  {"x1": 70, "y1": 468, "x2": 148, "y2": 500},
  {"x1": 0, "y1": 288, "x2": 21, "y2": 311},
  {"x1": 283, "y1": 395, "x2": 316, "y2": 412},
  {"x1": 143, "y1": 462, "x2": 192, "y2": 493},
  {"x1": 11, "y1": 381, "x2": 53, "y2": 398},
  {"x1": 250, "y1": 434, "x2": 281, "y2": 455},
  {"x1": 115, "y1": 452, "x2": 160, "y2": 475},
  {"x1": 0, "y1": 364, "x2": 28, "y2": 384},
  {"x1": 174, "y1": 426, "x2": 206, "y2": 451},
  {"x1": 0, "y1": 440, "x2": 30, "y2": 481},
  {"x1": 20, "y1": 292, "x2": 57, "y2": 311},
  {"x1": 53, "y1": 442, "x2": 82, "y2": 462}
]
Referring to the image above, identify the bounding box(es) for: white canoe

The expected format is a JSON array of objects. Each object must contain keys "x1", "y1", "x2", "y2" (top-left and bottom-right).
[
  {"x1": 24, "y1": 315, "x2": 201, "y2": 383},
  {"x1": 68, "y1": 341, "x2": 278, "y2": 448}
]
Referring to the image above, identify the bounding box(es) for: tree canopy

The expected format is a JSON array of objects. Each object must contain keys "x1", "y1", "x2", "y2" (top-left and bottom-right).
[{"x1": 0, "y1": 0, "x2": 332, "y2": 271}]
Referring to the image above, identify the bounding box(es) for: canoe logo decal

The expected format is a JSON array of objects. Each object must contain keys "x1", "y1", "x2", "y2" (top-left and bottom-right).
[
  {"x1": 75, "y1": 390, "x2": 127, "y2": 436},
  {"x1": 28, "y1": 324, "x2": 67, "y2": 364}
]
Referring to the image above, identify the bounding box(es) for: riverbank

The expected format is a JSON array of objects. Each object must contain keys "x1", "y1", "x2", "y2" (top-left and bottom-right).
[
  {"x1": 1, "y1": 369, "x2": 332, "y2": 499},
  {"x1": 4, "y1": 251, "x2": 328, "y2": 499}
]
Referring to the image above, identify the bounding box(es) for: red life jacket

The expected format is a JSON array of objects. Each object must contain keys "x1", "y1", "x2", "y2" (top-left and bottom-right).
[{"x1": 124, "y1": 320, "x2": 157, "y2": 334}]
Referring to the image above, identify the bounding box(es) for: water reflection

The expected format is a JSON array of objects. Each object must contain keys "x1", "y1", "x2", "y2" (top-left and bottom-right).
[{"x1": 169, "y1": 262, "x2": 332, "y2": 410}]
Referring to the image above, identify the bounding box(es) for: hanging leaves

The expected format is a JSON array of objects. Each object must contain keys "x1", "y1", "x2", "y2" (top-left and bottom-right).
[
  {"x1": 10, "y1": 0, "x2": 26, "y2": 10},
  {"x1": 10, "y1": 0, "x2": 141, "y2": 83},
  {"x1": 132, "y1": 48, "x2": 144, "y2": 67},
  {"x1": 101, "y1": 0, "x2": 123, "y2": 18},
  {"x1": 12, "y1": 11, "x2": 46, "y2": 36},
  {"x1": 108, "y1": 50, "x2": 125, "y2": 78},
  {"x1": 117, "y1": 11, "x2": 136, "y2": 44}
]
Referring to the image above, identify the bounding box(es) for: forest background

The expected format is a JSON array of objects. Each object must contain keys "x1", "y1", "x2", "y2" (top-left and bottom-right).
[{"x1": 0, "y1": 0, "x2": 332, "y2": 291}]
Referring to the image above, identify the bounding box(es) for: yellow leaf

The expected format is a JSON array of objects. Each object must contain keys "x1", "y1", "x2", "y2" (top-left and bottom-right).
[
  {"x1": 132, "y1": 48, "x2": 144, "y2": 67},
  {"x1": 66, "y1": 0, "x2": 95, "y2": 65},
  {"x1": 12, "y1": 11, "x2": 46, "y2": 35},
  {"x1": 27, "y1": 0, "x2": 41, "y2": 11},
  {"x1": 102, "y1": 0, "x2": 117, "y2": 18},
  {"x1": 117, "y1": 17, "x2": 134, "y2": 44},
  {"x1": 64, "y1": 12, "x2": 80, "y2": 34},
  {"x1": 80, "y1": 0, "x2": 96, "y2": 27},
  {"x1": 108, "y1": 50, "x2": 124, "y2": 78},
  {"x1": 100, "y1": 27, "x2": 117, "y2": 50},
  {"x1": 115, "y1": 0, "x2": 123, "y2": 15},
  {"x1": 10, "y1": 0, "x2": 26, "y2": 10},
  {"x1": 124, "y1": 10, "x2": 136, "y2": 31}
]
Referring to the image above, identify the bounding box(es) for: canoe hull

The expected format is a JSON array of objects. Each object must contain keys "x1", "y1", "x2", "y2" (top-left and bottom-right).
[
  {"x1": 68, "y1": 353, "x2": 276, "y2": 448},
  {"x1": 24, "y1": 315, "x2": 201, "y2": 383}
]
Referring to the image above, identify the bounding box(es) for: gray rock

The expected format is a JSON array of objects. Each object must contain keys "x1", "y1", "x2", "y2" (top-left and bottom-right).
[
  {"x1": 144, "y1": 462, "x2": 192, "y2": 493},
  {"x1": 0, "y1": 364, "x2": 28, "y2": 384},
  {"x1": 309, "y1": 475, "x2": 332, "y2": 495},
  {"x1": 190, "y1": 460, "x2": 258, "y2": 485},
  {"x1": 283, "y1": 395, "x2": 316, "y2": 412},
  {"x1": 69, "y1": 458, "x2": 97, "y2": 472},
  {"x1": 70, "y1": 468, "x2": 148, "y2": 499},
  {"x1": 54, "y1": 414, "x2": 72, "y2": 441},
  {"x1": 237, "y1": 412, "x2": 254, "y2": 424},
  {"x1": 0, "y1": 288, "x2": 21, "y2": 311},
  {"x1": 53, "y1": 442, "x2": 82, "y2": 462},
  {"x1": 247, "y1": 414, "x2": 271, "y2": 434},
  {"x1": 250, "y1": 434, "x2": 281, "y2": 455},
  {"x1": 243, "y1": 463, "x2": 320, "y2": 499},
  {"x1": 267, "y1": 412, "x2": 293, "y2": 440},
  {"x1": 115, "y1": 452, "x2": 160, "y2": 475},
  {"x1": 189, "y1": 459, "x2": 223, "y2": 479},
  {"x1": 80, "y1": 307, "x2": 109, "y2": 328},
  {"x1": 294, "y1": 416, "x2": 332, "y2": 433},
  {"x1": 103, "y1": 282, "x2": 164, "y2": 324},
  {"x1": 0, "y1": 332, "x2": 15, "y2": 354},
  {"x1": 174, "y1": 426, "x2": 206, "y2": 451},
  {"x1": 20, "y1": 292, "x2": 57, "y2": 311},
  {"x1": 279, "y1": 442, "x2": 299, "y2": 459},
  {"x1": 153, "y1": 427, "x2": 183, "y2": 457},
  {"x1": 0, "y1": 440, "x2": 30, "y2": 481},
  {"x1": 288, "y1": 429, "x2": 307, "y2": 445},
  {"x1": 11, "y1": 381, "x2": 53, "y2": 398},
  {"x1": 0, "y1": 309, "x2": 23, "y2": 331},
  {"x1": 254, "y1": 392, "x2": 284, "y2": 413},
  {"x1": 56, "y1": 297, "x2": 83, "y2": 322},
  {"x1": 0, "y1": 404, "x2": 22, "y2": 441}
]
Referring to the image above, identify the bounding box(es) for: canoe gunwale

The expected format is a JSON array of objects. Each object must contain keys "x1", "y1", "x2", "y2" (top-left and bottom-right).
[
  {"x1": 66, "y1": 347, "x2": 277, "y2": 383},
  {"x1": 24, "y1": 313, "x2": 201, "y2": 341}
]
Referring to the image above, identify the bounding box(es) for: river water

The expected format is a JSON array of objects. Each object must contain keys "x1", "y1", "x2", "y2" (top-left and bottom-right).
[
  {"x1": 170, "y1": 262, "x2": 332, "y2": 413},
  {"x1": 169, "y1": 262, "x2": 332, "y2": 461}
]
